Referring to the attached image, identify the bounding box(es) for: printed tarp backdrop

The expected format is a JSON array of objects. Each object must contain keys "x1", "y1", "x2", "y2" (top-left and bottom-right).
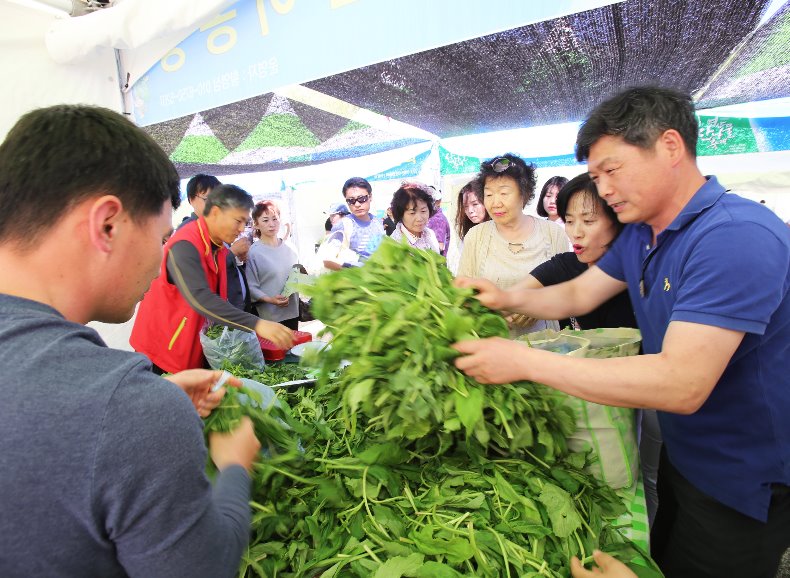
[{"x1": 133, "y1": 0, "x2": 790, "y2": 275}]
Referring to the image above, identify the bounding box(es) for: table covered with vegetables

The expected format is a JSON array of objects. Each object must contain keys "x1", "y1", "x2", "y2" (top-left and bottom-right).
[{"x1": 202, "y1": 238, "x2": 662, "y2": 578}]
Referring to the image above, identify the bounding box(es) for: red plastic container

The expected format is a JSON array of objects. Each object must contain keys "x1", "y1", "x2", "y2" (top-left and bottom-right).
[{"x1": 258, "y1": 330, "x2": 312, "y2": 361}]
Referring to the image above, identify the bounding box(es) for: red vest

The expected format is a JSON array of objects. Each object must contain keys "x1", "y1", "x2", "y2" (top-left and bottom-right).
[{"x1": 130, "y1": 217, "x2": 228, "y2": 373}]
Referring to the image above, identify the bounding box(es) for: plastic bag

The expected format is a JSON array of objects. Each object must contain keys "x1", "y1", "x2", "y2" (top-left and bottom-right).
[
  {"x1": 316, "y1": 229, "x2": 359, "y2": 268},
  {"x1": 560, "y1": 327, "x2": 642, "y2": 358},
  {"x1": 518, "y1": 328, "x2": 641, "y2": 489},
  {"x1": 200, "y1": 323, "x2": 266, "y2": 371},
  {"x1": 517, "y1": 329, "x2": 589, "y2": 356},
  {"x1": 282, "y1": 268, "x2": 316, "y2": 298}
]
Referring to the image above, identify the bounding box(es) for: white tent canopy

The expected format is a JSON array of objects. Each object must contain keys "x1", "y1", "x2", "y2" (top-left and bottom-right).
[{"x1": 2, "y1": 0, "x2": 788, "y2": 350}]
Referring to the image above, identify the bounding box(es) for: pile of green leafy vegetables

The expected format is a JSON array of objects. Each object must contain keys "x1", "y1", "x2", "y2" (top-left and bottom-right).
[{"x1": 204, "y1": 239, "x2": 662, "y2": 578}]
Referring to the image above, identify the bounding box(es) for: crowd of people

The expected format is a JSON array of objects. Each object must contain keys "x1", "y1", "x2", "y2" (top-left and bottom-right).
[{"x1": 1, "y1": 85, "x2": 788, "y2": 578}]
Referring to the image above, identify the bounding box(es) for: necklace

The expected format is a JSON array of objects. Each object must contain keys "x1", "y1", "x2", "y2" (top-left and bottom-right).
[{"x1": 503, "y1": 216, "x2": 534, "y2": 254}]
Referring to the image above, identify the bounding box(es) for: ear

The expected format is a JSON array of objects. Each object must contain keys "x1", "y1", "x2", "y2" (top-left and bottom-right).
[
  {"x1": 657, "y1": 129, "x2": 687, "y2": 166},
  {"x1": 87, "y1": 195, "x2": 124, "y2": 254}
]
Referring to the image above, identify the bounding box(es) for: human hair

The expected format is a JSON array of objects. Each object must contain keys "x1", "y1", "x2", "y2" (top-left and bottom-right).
[
  {"x1": 477, "y1": 153, "x2": 537, "y2": 207},
  {"x1": 536, "y1": 176, "x2": 569, "y2": 218},
  {"x1": 186, "y1": 174, "x2": 221, "y2": 201},
  {"x1": 324, "y1": 217, "x2": 332, "y2": 233},
  {"x1": 390, "y1": 182, "x2": 435, "y2": 223},
  {"x1": 455, "y1": 178, "x2": 488, "y2": 240},
  {"x1": 203, "y1": 184, "x2": 254, "y2": 217},
  {"x1": 342, "y1": 177, "x2": 372, "y2": 196},
  {"x1": 576, "y1": 86, "x2": 699, "y2": 162},
  {"x1": 556, "y1": 173, "x2": 623, "y2": 237},
  {"x1": 0, "y1": 104, "x2": 180, "y2": 247},
  {"x1": 251, "y1": 200, "x2": 280, "y2": 238}
]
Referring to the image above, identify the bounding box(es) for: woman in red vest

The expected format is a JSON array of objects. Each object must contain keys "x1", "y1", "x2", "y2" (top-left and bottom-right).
[{"x1": 131, "y1": 184, "x2": 294, "y2": 373}]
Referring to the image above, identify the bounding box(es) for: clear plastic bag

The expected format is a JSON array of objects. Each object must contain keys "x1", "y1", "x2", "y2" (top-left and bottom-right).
[
  {"x1": 200, "y1": 323, "x2": 266, "y2": 371},
  {"x1": 316, "y1": 229, "x2": 360, "y2": 268}
]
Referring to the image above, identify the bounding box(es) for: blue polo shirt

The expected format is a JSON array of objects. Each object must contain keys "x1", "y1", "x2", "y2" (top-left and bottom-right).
[{"x1": 597, "y1": 176, "x2": 790, "y2": 522}]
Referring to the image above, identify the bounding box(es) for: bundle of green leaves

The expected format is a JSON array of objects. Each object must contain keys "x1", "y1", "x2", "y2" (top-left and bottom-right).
[
  {"x1": 304, "y1": 238, "x2": 575, "y2": 462},
  {"x1": 203, "y1": 240, "x2": 663, "y2": 577}
]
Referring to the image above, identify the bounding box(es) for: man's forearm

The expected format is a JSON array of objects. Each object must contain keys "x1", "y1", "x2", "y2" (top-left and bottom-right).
[
  {"x1": 484, "y1": 322, "x2": 742, "y2": 414},
  {"x1": 504, "y1": 268, "x2": 626, "y2": 320},
  {"x1": 503, "y1": 283, "x2": 578, "y2": 319}
]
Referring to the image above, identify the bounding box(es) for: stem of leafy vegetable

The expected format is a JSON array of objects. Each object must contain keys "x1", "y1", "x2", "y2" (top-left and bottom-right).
[
  {"x1": 524, "y1": 448, "x2": 552, "y2": 470},
  {"x1": 574, "y1": 530, "x2": 586, "y2": 564},
  {"x1": 361, "y1": 467, "x2": 390, "y2": 538},
  {"x1": 492, "y1": 529, "x2": 512, "y2": 578},
  {"x1": 361, "y1": 542, "x2": 382, "y2": 564},
  {"x1": 467, "y1": 520, "x2": 488, "y2": 567}
]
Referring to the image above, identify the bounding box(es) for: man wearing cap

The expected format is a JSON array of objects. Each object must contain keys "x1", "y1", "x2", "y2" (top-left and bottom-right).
[
  {"x1": 327, "y1": 202, "x2": 350, "y2": 228},
  {"x1": 427, "y1": 186, "x2": 451, "y2": 257}
]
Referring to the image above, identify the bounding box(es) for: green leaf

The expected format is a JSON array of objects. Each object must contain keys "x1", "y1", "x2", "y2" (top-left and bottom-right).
[
  {"x1": 454, "y1": 386, "x2": 484, "y2": 434},
  {"x1": 357, "y1": 442, "x2": 408, "y2": 466},
  {"x1": 537, "y1": 483, "x2": 582, "y2": 538},
  {"x1": 414, "y1": 561, "x2": 466, "y2": 578},
  {"x1": 346, "y1": 378, "x2": 374, "y2": 413},
  {"x1": 373, "y1": 553, "x2": 424, "y2": 578},
  {"x1": 410, "y1": 529, "x2": 475, "y2": 565}
]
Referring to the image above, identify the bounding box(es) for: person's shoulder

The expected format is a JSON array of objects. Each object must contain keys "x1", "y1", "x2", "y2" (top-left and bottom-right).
[
  {"x1": 715, "y1": 194, "x2": 789, "y2": 240},
  {"x1": 283, "y1": 240, "x2": 299, "y2": 255},
  {"x1": 555, "y1": 251, "x2": 584, "y2": 268},
  {"x1": 536, "y1": 216, "x2": 566, "y2": 239},
  {"x1": 111, "y1": 363, "x2": 194, "y2": 413},
  {"x1": 531, "y1": 252, "x2": 582, "y2": 282},
  {"x1": 465, "y1": 220, "x2": 492, "y2": 242}
]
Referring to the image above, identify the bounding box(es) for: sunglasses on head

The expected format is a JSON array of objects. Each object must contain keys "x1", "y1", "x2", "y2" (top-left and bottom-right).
[
  {"x1": 490, "y1": 157, "x2": 517, "y2": 173},
  {"x1": 346, "y1": 194, "x2": 370, "y2": 206}
]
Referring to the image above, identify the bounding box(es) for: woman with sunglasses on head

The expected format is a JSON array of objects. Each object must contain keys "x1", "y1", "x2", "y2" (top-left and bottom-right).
[
  {"x1": 457, "y1": 154, "x2": 568, "y2": 335},
  {"x1": 389, "y1": 182, "x2": 441, "y2": 253},
  {"x1": 537, "y1": 175, "x2": 568, "y2": 224},
  {"x1": 323, "y1": 177, "x2": 386, "y2": 270}
]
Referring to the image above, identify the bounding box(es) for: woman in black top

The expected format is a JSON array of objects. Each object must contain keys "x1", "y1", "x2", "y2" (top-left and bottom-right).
[
  {"x1": 524, "y1": 174, "x2": 661, "y2": 529},
  {"x1": 526, "y1": 173, "x2": 636, "y2": 330}
]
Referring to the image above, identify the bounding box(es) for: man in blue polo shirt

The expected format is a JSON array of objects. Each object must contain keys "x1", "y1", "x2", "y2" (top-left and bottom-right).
[{"x1": 453, "y1": 86, "x2": 789, "y2": 578}]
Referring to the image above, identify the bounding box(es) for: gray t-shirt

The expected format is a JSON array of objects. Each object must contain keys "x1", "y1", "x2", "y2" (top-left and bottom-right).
[
  {"x1": 0, "y1": 294, "x2": 251, "y2": 578},
  {"x1": 245, "y1": 239, "x2": 299, "y2": 322}
]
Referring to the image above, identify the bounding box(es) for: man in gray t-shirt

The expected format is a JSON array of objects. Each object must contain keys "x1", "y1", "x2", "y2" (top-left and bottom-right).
[{"x1": 0, "y1": 105, "x2": 260, "y2": 577}]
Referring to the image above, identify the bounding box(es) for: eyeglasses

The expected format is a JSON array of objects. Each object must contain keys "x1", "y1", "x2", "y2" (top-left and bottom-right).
[
  {"x1": 491, "y1": 157, "x2": 516, "y2": 173},
  {"x1": 346, "y1": 195, "x2": 370, "y2": 206}
]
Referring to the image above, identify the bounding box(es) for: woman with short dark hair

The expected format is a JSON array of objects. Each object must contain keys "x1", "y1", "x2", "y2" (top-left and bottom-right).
[{"x1": 389, "y1": 182, "x2": 441, "y2": 253}]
